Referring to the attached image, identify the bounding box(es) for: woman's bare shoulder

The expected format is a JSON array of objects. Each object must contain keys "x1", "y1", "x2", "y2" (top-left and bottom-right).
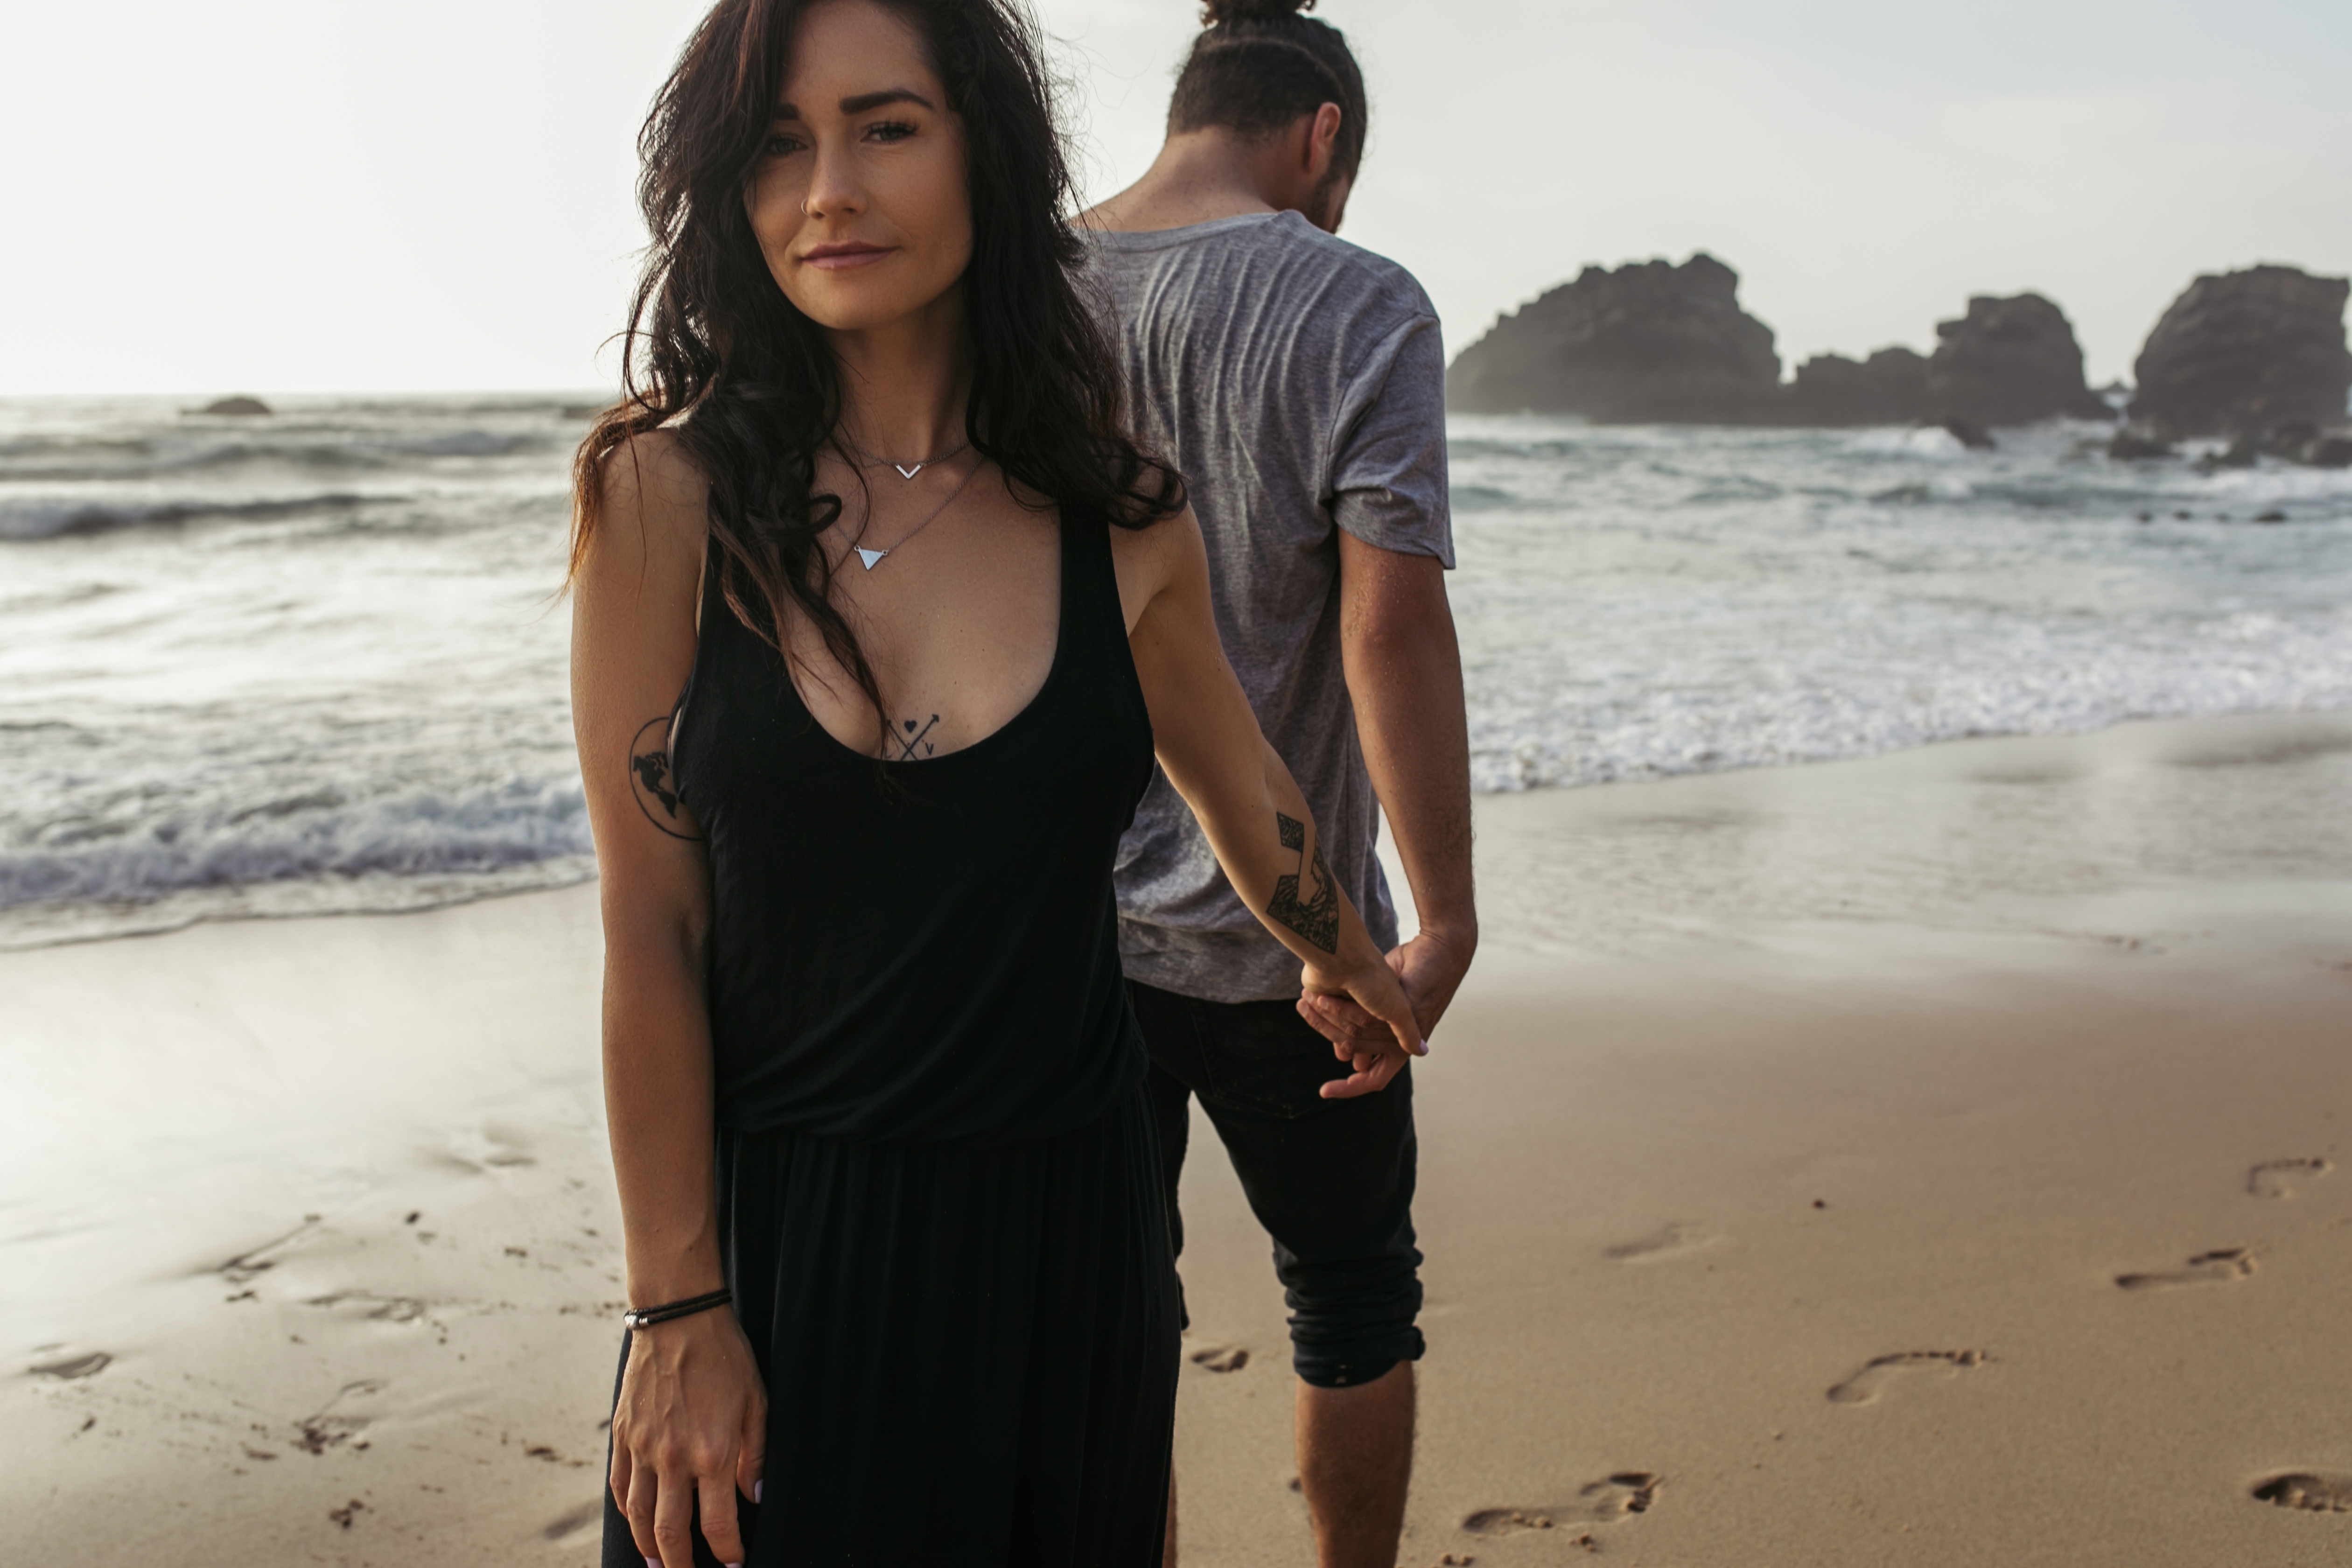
[
  {"x1": 1107, "y1": 503, "x2": 1204, "y2": 633},
  {"x1": 593, "y1": 428, "x2": 709, "y2": 554}
]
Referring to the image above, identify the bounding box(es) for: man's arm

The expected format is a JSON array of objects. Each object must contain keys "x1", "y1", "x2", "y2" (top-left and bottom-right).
[
  {"x1": 1307, "y1": 531, "x2": 1477, "y2": 1041},
  {"x1": 1115, "y1": 510, "x2": 1427, "y2": 1096}
]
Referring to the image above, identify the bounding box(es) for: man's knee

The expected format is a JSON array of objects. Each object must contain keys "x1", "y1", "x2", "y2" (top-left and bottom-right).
[{"x1": 1277, "y1": 1246, "x2": 1425, "y2": 1389}]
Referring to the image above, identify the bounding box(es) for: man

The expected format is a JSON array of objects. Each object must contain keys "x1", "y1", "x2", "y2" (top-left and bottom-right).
[{"x1": 1080, "y1": 6, "x2": 1476, "y2": 1565}]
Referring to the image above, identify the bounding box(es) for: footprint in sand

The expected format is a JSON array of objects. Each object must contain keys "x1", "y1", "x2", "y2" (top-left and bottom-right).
[
  {"x1": 308, "y1": 1291, "x2": 428, "y2": 1323},
  {"x1": 1462, "y1": 1472, "x2": 1661, "y2": 1537},
  {"x1": 295, "y1": 1379, "x2": 389, "y2": 1454},
  {"x1": 2115, "y1": 1248, "x2": 2255, "y2": 1291},
  {"x1": 2248, "y1": 1159, "x2": 2332, "y2": 1199},
  {"x1": 1187, "y1": 1343, "x2": 1248, "y2": 1373},
  {"x1": 1826, "y1": 1350, "x2": 1987, "y2": 1406},
  {"x1": 2254, "y1": 1473, "x2": 2352, "y2": 1513},
  {"x1": 218, "y1": 1216, "x2": 323, "y2": 1285},
  {"x1": 1603, "y1": 1224, "x2": 1717, "y2": 1263},
  {"x1": 29, "y1": 1351, "x2": 112, "y2": 1380},
  {"x1": 542, "y1": 1499, "x2": 605, "y2": 1540}
]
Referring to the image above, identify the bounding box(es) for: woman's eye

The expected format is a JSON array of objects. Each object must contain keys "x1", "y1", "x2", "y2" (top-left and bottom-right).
[
  {"x1": 866, "y1": 120, "x2": 916, "y2": 143},
  {"x1": 764, "y1": 132, "x2": 806, "y2": 156}
]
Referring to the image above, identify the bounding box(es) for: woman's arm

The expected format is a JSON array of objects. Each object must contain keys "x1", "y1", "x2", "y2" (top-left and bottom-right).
[
  {"x1": 1115, "y1": 510, "x2": 1425, "y2": 1098},
  {"x1": 570, "y1": 434, "x2": 763, "y2": 1568}
]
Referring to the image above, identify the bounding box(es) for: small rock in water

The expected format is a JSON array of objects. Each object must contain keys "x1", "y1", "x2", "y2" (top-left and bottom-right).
[
  {"x1": 2304, "y1": 434, "x2": 2352, "y2": 469},
  {"x1": 2253, "y1": 511, "x2": 2288, "y2": 524},
  {"x1": 2203, "y1": 433, "x2": 2261, "y2": 469},
  {"x1": 1935, "y1": 416, "x2": 1996, "y2": 451},
  {"x1": 2106, "y1": 427, "x2": 2172, "y2": 460}
]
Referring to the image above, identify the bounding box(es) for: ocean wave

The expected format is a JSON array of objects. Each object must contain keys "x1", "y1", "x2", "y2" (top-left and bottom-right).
[
  {"x1": 0, "y1": 490, "x2": 394, "y2": 540},
  {"x1": 1450, "y1": 483, "x2": 1515, "y2": 511},
  {"x1": 0, "y1": 775, "x2": 592, "y2": 910},
  {"x1": 1469, "y1": 623, "x2": 2352, "y2": 792},
  {"x1": 0, "y1": 427, "x2": 561, "y2": 484}
]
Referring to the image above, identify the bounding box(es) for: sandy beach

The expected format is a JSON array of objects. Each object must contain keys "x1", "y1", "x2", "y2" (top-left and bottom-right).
[{"x1": 8, "y1": 708, "x2": 2351, "y2": 1566}]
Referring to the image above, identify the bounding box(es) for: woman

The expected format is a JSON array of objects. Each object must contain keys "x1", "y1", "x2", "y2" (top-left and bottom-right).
[{"x1": 567, "y1": 0, "x2": 1422, "y2": 1562}]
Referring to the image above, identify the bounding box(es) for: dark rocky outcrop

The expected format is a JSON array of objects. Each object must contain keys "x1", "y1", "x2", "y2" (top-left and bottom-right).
[
  {"x1": 2305, "y1": 435, "x2": 2352, "y2": 469},
  {"x1": 1937, "y1": 417, "x2": 1996, "y2": 451},
  {"x1": 2129, "y1": 265, "x2": 2352, "y2": 438},
  {"x1": 187, "y1": 395, "x2": 273, "y2": 417},
  {"x1": 1445, "y1": 253, "x2": 1780, "y2": 423},
  {"x1": 2106, "y1": 427, "x2": 2174, "y2": 460},
  {"x1": 2196, "y1": 420, "x2": 2352, "y2": 471},
  {"x1": 1780, "y1": 348, "x2": 1927, "y2": 425},
  {"x1": 1920, "y1": 294, "x2": 2111, "y2": 426}
]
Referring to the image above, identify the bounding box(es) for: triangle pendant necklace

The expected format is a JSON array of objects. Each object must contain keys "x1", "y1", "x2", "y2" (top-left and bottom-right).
[{"x1": 846, "y1": 456, "x2": 982, "y2": 572}]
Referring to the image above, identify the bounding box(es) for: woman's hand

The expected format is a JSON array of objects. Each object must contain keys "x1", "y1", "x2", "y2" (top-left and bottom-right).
[
  {"x1": 612, "y1": 1308, "x2": 768, "y2": 1568},
  {"x1": 1301, "y1": 947, "x2": 1425, "y2": 1100}
]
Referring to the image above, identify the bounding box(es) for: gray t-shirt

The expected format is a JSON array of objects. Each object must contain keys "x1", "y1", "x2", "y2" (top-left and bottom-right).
[{"x1": 1084, "y1": 211, "x2": 1454, "y2": 1003}]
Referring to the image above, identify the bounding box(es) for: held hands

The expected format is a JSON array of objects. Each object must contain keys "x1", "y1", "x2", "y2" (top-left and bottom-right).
[
  {"x1": 1297, "y1": 928, "x2": 1475, "y2": 1098},
  {"x1": 612, "y1": 1307, "x2": 767, "y2": 1568},
  {"x1": 1299, "y1": 942, "x2": 1429, "y2": 1100}
]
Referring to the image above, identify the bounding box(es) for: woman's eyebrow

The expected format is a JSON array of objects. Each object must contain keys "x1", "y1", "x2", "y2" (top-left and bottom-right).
[
  {"x1": 770, "y1": 88, "x2": 934, "y2": 122},
  {"x1": 839, "y1": 88, "x2": 934, "y2": 114}
]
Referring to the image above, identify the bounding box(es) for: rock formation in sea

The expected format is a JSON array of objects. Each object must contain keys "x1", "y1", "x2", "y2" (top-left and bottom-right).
[
  {"x1": 1917, "y1": 294, "x2": 2112, "y2": 426},
  {"x1": 1444, "y1": 253, "x2": 1780, "y2": 423},
  {"x1": 1780, "y1": 348, "x2": 1927, "y2": 426},
  {"x1": 2128, "y1": 265, "x2": 2352, "y2": 438},
  {"x1": 188, "y1": 396, "x2": 273, "y2": 417}
]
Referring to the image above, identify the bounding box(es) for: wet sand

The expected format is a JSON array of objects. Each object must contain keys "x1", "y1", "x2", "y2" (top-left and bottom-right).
[{"x1": 7, "y1": 710, "x2": 2352, "y2": 1565}]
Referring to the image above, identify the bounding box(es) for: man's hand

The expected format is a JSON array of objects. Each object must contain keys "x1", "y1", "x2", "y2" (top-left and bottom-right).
[{"x1": 1296, "y1": 926, "x2": 1476, "y2": 1088}]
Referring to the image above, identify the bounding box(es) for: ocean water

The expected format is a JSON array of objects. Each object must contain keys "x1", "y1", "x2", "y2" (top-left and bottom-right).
[{"x1": 3, "y1": 395, "x2": 2348, "y2": 947}]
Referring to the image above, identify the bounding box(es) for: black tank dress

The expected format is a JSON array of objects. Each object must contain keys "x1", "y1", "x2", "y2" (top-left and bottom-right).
[{"x1": 602, "y1": 504, "x2": 1179, "y2": 1566}]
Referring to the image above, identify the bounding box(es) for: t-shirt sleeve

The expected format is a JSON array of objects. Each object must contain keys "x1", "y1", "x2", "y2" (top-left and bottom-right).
[{"x1": 1326, "y1": 309, "x2": 1455, "y2": 568}]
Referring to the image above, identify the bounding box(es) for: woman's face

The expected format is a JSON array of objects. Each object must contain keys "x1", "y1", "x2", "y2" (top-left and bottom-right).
[{"x1": 746, "y1": 0, "x2": 973, "y2": 335}]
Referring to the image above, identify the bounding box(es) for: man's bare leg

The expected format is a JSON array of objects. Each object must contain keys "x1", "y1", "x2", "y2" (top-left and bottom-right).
[
  {"x1": 1162, "y1": 1466, "x2": 1179, "y2": 1568},
  {"x1": 1295, "y1": 1361, "x2": 1414, "y2": 1568}
]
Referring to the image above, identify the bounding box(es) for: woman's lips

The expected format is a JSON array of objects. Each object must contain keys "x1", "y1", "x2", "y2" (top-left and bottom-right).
[{"x1": 801, "y1": 244, "x2": 892, "y2": 272}]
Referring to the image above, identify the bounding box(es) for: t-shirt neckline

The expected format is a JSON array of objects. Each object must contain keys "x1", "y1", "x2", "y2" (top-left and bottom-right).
[{"x1": 1080, "y1": 211, "x2": 1298, "y2": 251}]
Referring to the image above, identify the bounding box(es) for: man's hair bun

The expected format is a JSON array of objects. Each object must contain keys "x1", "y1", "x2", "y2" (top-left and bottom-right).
[{"x1": 1200, "y1": 0, "x2": 1317, "y2": 25}]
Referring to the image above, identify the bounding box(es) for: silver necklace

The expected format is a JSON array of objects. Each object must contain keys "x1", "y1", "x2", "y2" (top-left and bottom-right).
[
  {"x1": 844, "y1": 435, "x2": 972, "y2": 481},
  {"x1": 846, "y1": 455, "x2": 981, "y2": 571}
]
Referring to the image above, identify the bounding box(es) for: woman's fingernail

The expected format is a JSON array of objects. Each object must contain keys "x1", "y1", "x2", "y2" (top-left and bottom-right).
[
  {"x1": 645, "y1": 1557, "x2": 661, "y2": 1568},
  {"x1": 1415, "y1": 1038, "x2": 1430, "y2": 1056},
  {"x1": 753, "y1": 1480, "x2": 763, "y2": 1504}
]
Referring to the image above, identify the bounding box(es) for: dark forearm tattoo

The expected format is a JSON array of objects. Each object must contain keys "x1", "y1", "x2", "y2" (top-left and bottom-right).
[
  {"x1": 629, "y1": 715, "x2": 702, "y2": 841},
  {"x1": 1267, "y1": 810, "x2": 1340, "y2": 953},
  {"x1": 887, "y1": 714, "x2": 941, "y2": 761}
]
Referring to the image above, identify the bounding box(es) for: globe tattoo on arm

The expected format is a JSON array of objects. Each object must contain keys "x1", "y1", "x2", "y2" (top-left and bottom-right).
[
  {"x1": 1267, "y1": 811, "x2": 1340, "y2": 953},
  {"x1": 628, "y1": 715, "x2": 702, "y2": 842}
]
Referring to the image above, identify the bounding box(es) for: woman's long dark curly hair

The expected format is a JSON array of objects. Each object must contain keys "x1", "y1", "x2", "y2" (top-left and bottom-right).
[{"x1": 568, "y1": 0, "x2": 1183, "y2": 731}]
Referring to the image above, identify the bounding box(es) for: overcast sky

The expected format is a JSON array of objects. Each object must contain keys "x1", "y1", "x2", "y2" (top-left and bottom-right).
[{"x1": 4, "y1": 0, "x2": 2347, "y2": 394}]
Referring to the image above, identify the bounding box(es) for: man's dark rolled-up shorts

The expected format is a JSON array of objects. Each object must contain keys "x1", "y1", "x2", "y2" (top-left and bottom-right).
[{"x1": 1128, "y1": 978, "x2": 1424, "y2": 1390}]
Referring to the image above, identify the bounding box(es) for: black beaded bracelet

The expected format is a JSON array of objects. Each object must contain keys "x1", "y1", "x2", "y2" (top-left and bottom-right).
[{"x1": 622, "y1": 1288, "x2": 734, "y2": 1330}]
